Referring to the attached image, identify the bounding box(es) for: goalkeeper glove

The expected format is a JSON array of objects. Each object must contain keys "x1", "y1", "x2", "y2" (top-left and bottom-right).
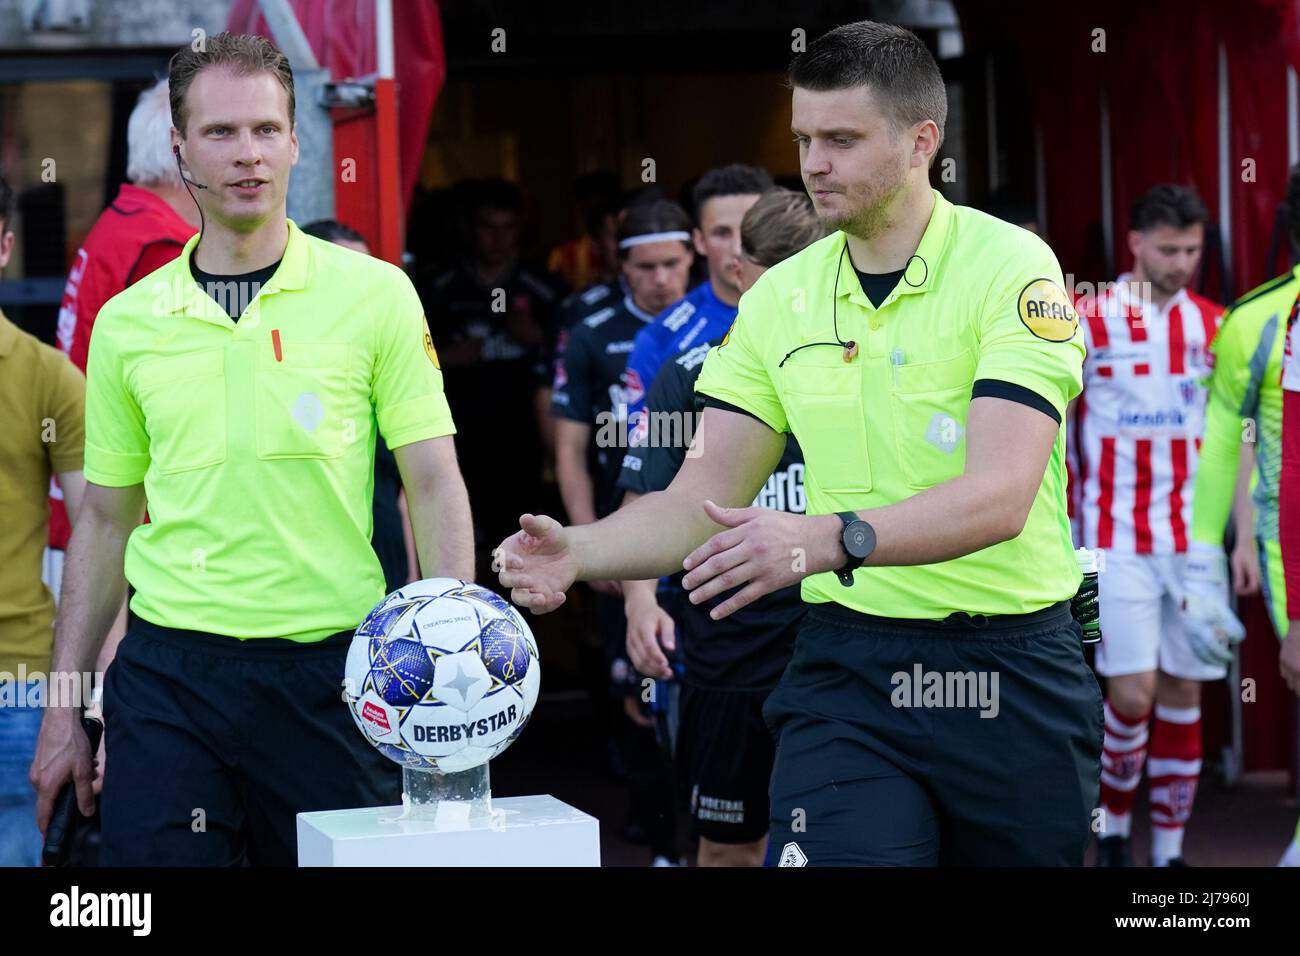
[{"x1": 1181, "y1": 541, "x2": 1246, "y2": 667}]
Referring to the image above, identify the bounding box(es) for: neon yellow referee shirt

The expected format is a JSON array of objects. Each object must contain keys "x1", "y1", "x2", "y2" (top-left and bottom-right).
[
  {"x1": 696, "y1": 190, "x2": 1084, "y2": 618},
  {"x1": 84, "y1": 221, "x2": 455, "y2": 642}
]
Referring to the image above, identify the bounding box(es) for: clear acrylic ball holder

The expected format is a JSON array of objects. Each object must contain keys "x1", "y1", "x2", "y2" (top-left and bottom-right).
[{"x1": 384, "y1": 763, "x2": 504, "y2": 830}]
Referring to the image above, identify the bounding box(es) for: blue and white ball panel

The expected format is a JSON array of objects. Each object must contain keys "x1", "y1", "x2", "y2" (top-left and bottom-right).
[
  {"x1": 394, "y1": 576, "x2": 471, "y2": 601},
  {"x1": 343, "y1": 632, "x2": 371, "y2": 700},
  {"x1": 519, "y1": 657, "x2": 541, "y2": 714},
  {"x1": 357, "y1": 595, "x2": 425, "y2": 641},
  {"x1": 502, "y1": 603, "x2": 537, "y2": 650},
  {"x1": 375, "y1": 741, "x2": 435, "y2": 770},
  {"x1": 412, "y1": 598, "x2": 490, "y2": 654},
  {"x1": 456, "y1": 585, "x2": 515, "y2": 617},
  {"x1": 432, "y1": 745, "x2": 497, "y2": 774},
  {"x1": 480, "y1": 617, "x2": 531, "y2": 686},
  {"x1": 429, "y1": 651, "x2": 492, "y2": 709},
  {"x1": 369, "y1": 636, "x2": 435, "y2": 707},
  {"x1": 462, "y1": 693, "x2": 525, "y2": 750}
]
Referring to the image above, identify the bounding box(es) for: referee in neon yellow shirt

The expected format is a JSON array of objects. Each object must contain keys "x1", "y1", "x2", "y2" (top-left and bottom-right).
[
  {"x1": 30, "y1": 33, "x2": 473, "y2": 866},
  {"x1": 496, "y1": 20, "x2": 1101, "y2": 865}
]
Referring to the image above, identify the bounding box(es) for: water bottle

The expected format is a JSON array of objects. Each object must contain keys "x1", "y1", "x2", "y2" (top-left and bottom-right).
[{"x1": 1072, "y1": 547, "x2": 1101, "y2": 644}]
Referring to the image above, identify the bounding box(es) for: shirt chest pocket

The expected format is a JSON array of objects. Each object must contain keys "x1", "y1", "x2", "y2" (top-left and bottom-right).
[
  {"x1": 890, "y1": 349, "x2": 975, "y2": 490},
  {"x1": 781, "y1": 362, "x2": 871, "y2": 494},
  {"x1": 255, "y1": 342, "x2": 352, "y2": 460},
  {"x1": 135, "y1": 349, "x2": 227, "y2": 476}
]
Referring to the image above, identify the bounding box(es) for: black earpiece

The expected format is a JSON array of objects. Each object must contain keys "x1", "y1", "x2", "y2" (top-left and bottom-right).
[
  {"x1": 173, "y1": 144, "x2": 207, "y2": 244},
  {"x1": 173, "y1": 145, "x2": 207, "y2": 191}
]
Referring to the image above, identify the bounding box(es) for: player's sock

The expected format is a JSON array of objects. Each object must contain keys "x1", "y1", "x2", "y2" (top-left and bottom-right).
[
  {"x1": 1148, "y1": 703, "x2": 1202, "y2": 866},
  {"x1": 1099, "y1": 699, "x2": 1150, "y2": 838}
]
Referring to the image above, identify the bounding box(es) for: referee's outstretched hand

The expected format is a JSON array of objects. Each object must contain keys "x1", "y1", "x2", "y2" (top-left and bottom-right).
[
  {"x1": 682, "y1": 500, "x2": 827, "y2": 620},
  {"x1": 493, "y1": 513, "x2": 576, "y2": 615}
]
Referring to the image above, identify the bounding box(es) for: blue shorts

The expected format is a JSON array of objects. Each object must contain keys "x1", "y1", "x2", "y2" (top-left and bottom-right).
[
  {"x1": 100, "y1": 616, "x2": 400, "y2": 866},
  {"x1": 763, "y1": 601, "x2": 1103, "y2": 866}
]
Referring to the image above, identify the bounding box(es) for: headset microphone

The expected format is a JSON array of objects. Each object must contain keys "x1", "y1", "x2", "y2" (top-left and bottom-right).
[
  {"x1": 775, "y1": 243, "x2": 927, "y2": 368},
  {"x1": 173, "y1": 145, "x2": 207, "y2": 243},
  {"x1": 778, "y1": 243, "x2": 859, "y2": 367},
  {"x1": 172, "y1": 145, "x2": 207, "y2": 190}
]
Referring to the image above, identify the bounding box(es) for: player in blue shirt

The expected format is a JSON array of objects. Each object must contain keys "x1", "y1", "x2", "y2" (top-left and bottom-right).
[{"x1": 622, "y1": 165, "x2": 773, "y2": 448}]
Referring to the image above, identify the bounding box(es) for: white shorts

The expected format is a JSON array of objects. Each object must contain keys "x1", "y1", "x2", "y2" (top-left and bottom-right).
[
  {"x1": 1093, "y1": 550, "x2": 1226, "y2": 681},
  {"x1": 41, "y1": 547, "x2": 65, "y2": 606}
]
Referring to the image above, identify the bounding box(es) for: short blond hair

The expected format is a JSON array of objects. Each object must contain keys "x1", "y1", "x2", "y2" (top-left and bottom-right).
[
  {"x1": 168, "y1": 32, "x2": 294, "y2": 136},
  {"x1": 741, "y1": 189, "x2": 827, "y2": 267}
]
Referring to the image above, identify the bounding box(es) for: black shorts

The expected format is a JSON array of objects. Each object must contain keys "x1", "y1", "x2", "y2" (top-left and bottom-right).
[
  {"x1": 676, "y1": 684, "x2": 774, "y2": 844},
  {"x1": 100, "y1": 616, "x2": 401, "y2": 866},
  {"x1": 763, "y1": 601, "x2": 1103, "y2": 867}
]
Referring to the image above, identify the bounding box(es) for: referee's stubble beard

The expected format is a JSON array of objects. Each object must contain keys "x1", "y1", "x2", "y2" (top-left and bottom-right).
[
  {"x1": 171, "y1": 66, "x2": 300, "y2": 267},
  {"x1": 792, "y1": 84, "x2": 935, "y2": 245}
]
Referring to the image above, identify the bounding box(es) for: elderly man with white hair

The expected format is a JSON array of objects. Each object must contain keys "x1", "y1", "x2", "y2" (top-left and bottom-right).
[{"x1": 46, "y1": 79, "x2": 199, "y2": 596}]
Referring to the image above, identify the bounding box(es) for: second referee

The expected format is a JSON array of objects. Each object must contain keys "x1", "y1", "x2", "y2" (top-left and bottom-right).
[{"x1": 495, "y1": 19, "x2": 1101, "y2": 865}]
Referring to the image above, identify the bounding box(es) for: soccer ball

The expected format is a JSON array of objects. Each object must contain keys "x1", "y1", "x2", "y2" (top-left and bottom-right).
[{"x1": 343, "y1": 578, "x2": 540, "y2": 773}]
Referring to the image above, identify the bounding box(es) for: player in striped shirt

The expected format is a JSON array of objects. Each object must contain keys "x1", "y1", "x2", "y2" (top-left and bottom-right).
[{"x1": 1071, "y1": 185, "x2": 1231, "y2": 866}]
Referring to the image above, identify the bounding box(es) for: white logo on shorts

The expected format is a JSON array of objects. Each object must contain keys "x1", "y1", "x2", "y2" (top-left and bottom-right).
[{"x1": 778, "y1": 842, "x2": 808, "y2": 867}]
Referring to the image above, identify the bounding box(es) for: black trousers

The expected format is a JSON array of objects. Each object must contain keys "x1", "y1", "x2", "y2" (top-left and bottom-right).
[
  {"x1": 763, "y1": 601, "x2": 1103, "y2": 866},
  {"x1": 100, "y1": 616, "x2": 400, "y2": 866}
]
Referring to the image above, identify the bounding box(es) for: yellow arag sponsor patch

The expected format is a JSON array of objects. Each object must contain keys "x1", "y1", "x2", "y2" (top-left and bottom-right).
[
  {"x1": 1017, "y1": 278, "x2": 1079, "y2": 342},
  {"x1": 422, "y1": 318, "x2": 440, "y2": 368}
]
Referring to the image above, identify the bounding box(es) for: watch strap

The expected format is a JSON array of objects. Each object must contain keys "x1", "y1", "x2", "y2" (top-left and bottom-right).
[{"x1": 836, "y1": 511, "x2": 864, "y2": 587}]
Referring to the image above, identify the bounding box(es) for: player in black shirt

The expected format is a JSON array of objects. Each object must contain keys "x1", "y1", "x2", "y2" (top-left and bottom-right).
[
  {"x1": 620, "y1": 342, "x2": 806, "y2": 685},
  {"x1": 551, "y1": 199, "x2": 696, "y2": 542},
  {"x1": 551, "y1": 198, "x2": 695, "y2": 865},
  {"x1": 616, "y1": 188, "x2": 827, "y2": 866}
]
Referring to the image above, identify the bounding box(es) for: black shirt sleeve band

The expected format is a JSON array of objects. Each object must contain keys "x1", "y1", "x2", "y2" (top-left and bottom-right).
[
  {"x1": 700, "y1": 396, "x2": 777, "y2": 430},
  {"x1": 971, "y1": 379, "x2": 1061, "y2": 425}
]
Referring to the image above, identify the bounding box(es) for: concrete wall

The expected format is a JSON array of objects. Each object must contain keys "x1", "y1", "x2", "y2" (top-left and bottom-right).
[{"x1": 0, "y1": 0, "x2": 232, "y2": 49}]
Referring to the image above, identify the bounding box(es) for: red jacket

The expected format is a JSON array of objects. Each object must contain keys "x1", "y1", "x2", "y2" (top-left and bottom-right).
[{"x1": 49, "y1": 184, "x2": 194, "y2": 549}]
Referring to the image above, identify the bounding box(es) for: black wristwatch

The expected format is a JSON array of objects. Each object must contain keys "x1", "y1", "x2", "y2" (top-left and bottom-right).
[{"x1": 834, "y1": 512, "x2": 876, "y2": 587}]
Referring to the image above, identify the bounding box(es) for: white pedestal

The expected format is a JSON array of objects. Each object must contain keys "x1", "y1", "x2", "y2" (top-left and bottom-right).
[{"x1": 296, "y1": 794, "x2": 600, "y2": 867}]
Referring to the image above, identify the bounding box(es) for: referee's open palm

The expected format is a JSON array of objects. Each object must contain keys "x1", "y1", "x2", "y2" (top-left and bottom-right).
[{"x1": 493, "y1": 514, "x2": 576, "y2": 615}]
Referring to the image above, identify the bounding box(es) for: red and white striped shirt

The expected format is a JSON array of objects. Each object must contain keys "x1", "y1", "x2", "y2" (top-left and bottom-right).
[{"x1": 1073, "y1": 275, "x2": 1222, "y2": 554}]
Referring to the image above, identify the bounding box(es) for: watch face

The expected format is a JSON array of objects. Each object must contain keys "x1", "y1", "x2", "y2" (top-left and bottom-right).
[{"x1": 843, "y1": 521, "x2": 874, "y2": 559}]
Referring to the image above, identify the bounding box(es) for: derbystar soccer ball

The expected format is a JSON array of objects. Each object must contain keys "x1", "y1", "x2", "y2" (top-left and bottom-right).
[{"x1": 343, "y1": 578, "x2": 540, "y2": 773}]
